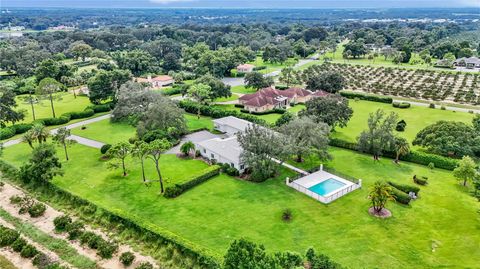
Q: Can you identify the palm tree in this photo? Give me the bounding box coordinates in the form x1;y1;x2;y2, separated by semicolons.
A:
52;127;74;161
180;141;195;157
147;139;172;193
394;137;410;164
132;141;149;183
368;181;394;213
31;123;49;144
22;130;36;149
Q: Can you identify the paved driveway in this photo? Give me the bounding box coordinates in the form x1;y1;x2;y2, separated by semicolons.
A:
166;130;225;154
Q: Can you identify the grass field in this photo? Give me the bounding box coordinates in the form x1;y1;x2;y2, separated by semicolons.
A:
334;99;475;144
0;255;17;269
2;142;479;268
248;56;298;74
231;85;257;94
14;92;91;123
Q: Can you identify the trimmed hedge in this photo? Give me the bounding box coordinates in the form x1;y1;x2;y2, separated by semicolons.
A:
340;91;393;104
389;186;412;205
162;87;183;96
392;102;411;109
88;103;112;113
414;176;428;186
164;165;221;198
388;181;420;195
240;108;286;115
329;138;458;171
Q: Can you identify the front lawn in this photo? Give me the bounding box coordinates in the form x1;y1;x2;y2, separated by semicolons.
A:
2;142;478;268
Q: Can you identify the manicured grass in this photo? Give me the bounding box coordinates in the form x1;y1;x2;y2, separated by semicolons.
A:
0;255;17;269
334;99;474;144
2;142;479;268
70;114;214;144
231;85;256;94
215;95;239;102
0;208;97;269
248;56;298;74
14;92;92;123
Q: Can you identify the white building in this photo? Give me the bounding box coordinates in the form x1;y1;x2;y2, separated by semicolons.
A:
212;116;254;136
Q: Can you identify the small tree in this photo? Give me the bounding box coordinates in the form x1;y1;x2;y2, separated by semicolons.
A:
278;67;300;87
52;127;75;161
188;83;212;119
107;142;132;177
299;95;353;129
244;72;273;90
180;141;195;157
36;78;63;118
453;156;477;186
369;181;394;213
18;143;63;185
146;139;172;193
393;137;410;164
131;141;149;183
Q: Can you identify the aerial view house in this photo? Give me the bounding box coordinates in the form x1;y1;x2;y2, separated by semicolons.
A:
236;63;256;73
453;57;480;69
136;75;175;88
239;87;326;113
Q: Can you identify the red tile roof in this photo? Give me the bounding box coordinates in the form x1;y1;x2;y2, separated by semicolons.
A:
240;87;314;107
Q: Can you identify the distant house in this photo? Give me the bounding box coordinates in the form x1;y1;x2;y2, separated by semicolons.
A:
239;87;325;113
212;116;255;136
236;64;256;73
136;75;175;88
453;57;480;69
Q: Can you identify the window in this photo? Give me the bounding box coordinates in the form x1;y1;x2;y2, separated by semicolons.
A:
211;153;215;158
230;163;234;167
203;149;206;153
240;164;245;170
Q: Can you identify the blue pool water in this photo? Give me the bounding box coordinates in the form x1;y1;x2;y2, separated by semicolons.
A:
308;178;346;196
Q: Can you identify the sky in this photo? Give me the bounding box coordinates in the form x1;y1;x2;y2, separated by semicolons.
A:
2;0;480;8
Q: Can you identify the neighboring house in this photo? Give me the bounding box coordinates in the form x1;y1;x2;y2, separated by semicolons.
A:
136;75;175;88
239;87;325;113
453;57;480;69
213;116;254;136
237;64;256;73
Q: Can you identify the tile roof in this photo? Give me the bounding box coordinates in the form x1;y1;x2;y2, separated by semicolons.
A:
197;136;242;163
239;87;316;107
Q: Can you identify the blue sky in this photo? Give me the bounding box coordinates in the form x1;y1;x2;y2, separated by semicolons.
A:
3;0;480;8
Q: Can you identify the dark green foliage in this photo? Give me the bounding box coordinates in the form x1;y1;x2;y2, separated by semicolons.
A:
220;163;239;176
223;239;278;269
282;209;292;222
13;123;34;134
65;221;85;240
389;186;412;205
88;103;113;113
38;116;71;126
53;215;72;232
65;109;95;120
300;95;353;128
396;120;407;132
80;231;102;249
413;175;429;186
97;240;118;259
392;102;411;109
0;226;19;247
388;181;420;195
100;144;112;155
241;108;286;115
273;251;303;269
305;71;345;93
120;251;135;266
340;91;393;104
164;166;221;198
0;126;16;140
275;112;295;127
135;262;154;269
28;203;47;218
18;143;63;185
306;247;343;269
11;237;27;252
20;244;38;258
32;252;51;269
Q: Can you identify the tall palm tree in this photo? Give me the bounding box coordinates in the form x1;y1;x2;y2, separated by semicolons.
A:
394;137;410;164
52;127;74;161
31;123;49;144
368;181;394;213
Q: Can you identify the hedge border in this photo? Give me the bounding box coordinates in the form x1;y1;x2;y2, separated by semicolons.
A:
340;91;393;104
164;165;221;198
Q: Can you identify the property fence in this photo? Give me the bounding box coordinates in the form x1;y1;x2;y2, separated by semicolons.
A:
286;165;362;204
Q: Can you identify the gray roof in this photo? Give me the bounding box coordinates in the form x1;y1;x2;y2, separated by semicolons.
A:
197;136;242;163
454;57;480;65
212;116;255;133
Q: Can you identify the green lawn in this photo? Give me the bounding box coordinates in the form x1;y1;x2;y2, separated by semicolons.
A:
231;85;257;95
248;56;298;74
334;100;475;144
15;92;92;123
2;143;479;268
70;113;214;144
215;95;239;102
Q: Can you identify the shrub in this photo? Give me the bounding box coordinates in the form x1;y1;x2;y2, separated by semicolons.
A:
390;187;412;205
20;244;38;258
162;87;183;96
40;116;71;126
65;109;95;120
88;103;112;113
28;203;47;218
13;123;33;134
97;240;118;259
275;84;289;90
120;251;136;266
164;166;221;198
274;251;303;268
340;91;393;104
253;66;267;71
66;221;84;240
0;227;19;246
9;195;22;205
80;231;102;249
429;103;436;109
136;262;154;269
240;108;286;115
428;162;435;170
0;126;16;140
11;237;27;252
32;252;52;269
53;215;72;232
220;163;239;176
441;106;446;110
282;209;292;222
100;144;112;155
413;175;428;185
388;181;420;195
396;120;407;132
392;102;411;109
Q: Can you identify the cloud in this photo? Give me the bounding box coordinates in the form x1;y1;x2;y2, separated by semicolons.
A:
150;0;196;4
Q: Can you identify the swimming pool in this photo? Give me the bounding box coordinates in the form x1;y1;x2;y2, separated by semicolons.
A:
308;178;346;196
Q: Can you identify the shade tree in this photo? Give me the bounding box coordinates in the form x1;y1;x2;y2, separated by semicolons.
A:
453;156;478;187
0;84;25;127
188;83;213;119
244;72;274;90
18;143;63;185
299;95;353;129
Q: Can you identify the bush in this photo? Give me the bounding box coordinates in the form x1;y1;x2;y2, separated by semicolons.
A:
100;144;112;155
388;181;420;195
65;109;95;120
88;103;112;113
136;262;154;269
413;175;428;185
253;66;267;71
97;240;118;259
162;87;183;96
234;104;244;108
275;84;289;90
11;237;27;252
0;126;16;140
220;163;239;176
66;221;84;240
28;203;47;218
396;120;407;132
13;123;33;134
240;108;286;115
32;252;52;269
340;91;393;104
120;251;135;266
80;231;102;249
40;116;71;126
20;244;38;258
390;187;412;205
282;209;292;222
9;195;22;205
428;162;435;170
53;215;72;232
0;227;19;246
392;102;411;109
441;106;446;110
164;166;221;198
429;103;436;109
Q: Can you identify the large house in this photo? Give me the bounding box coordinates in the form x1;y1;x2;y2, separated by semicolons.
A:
239;87;327;113
195;116;256;173
453;57;480;69
237;64;255;73
136;75;175;88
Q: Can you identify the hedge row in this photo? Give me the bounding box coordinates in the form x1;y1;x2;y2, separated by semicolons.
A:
388;181;420;195
179;100;268;126
0;160;221;268
392;102;411;109
164;166;221;198
329;138;458;171
162;87;183;96
389;186;412;205
0;103;113;140
340;91;393;104
240;108;286;115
